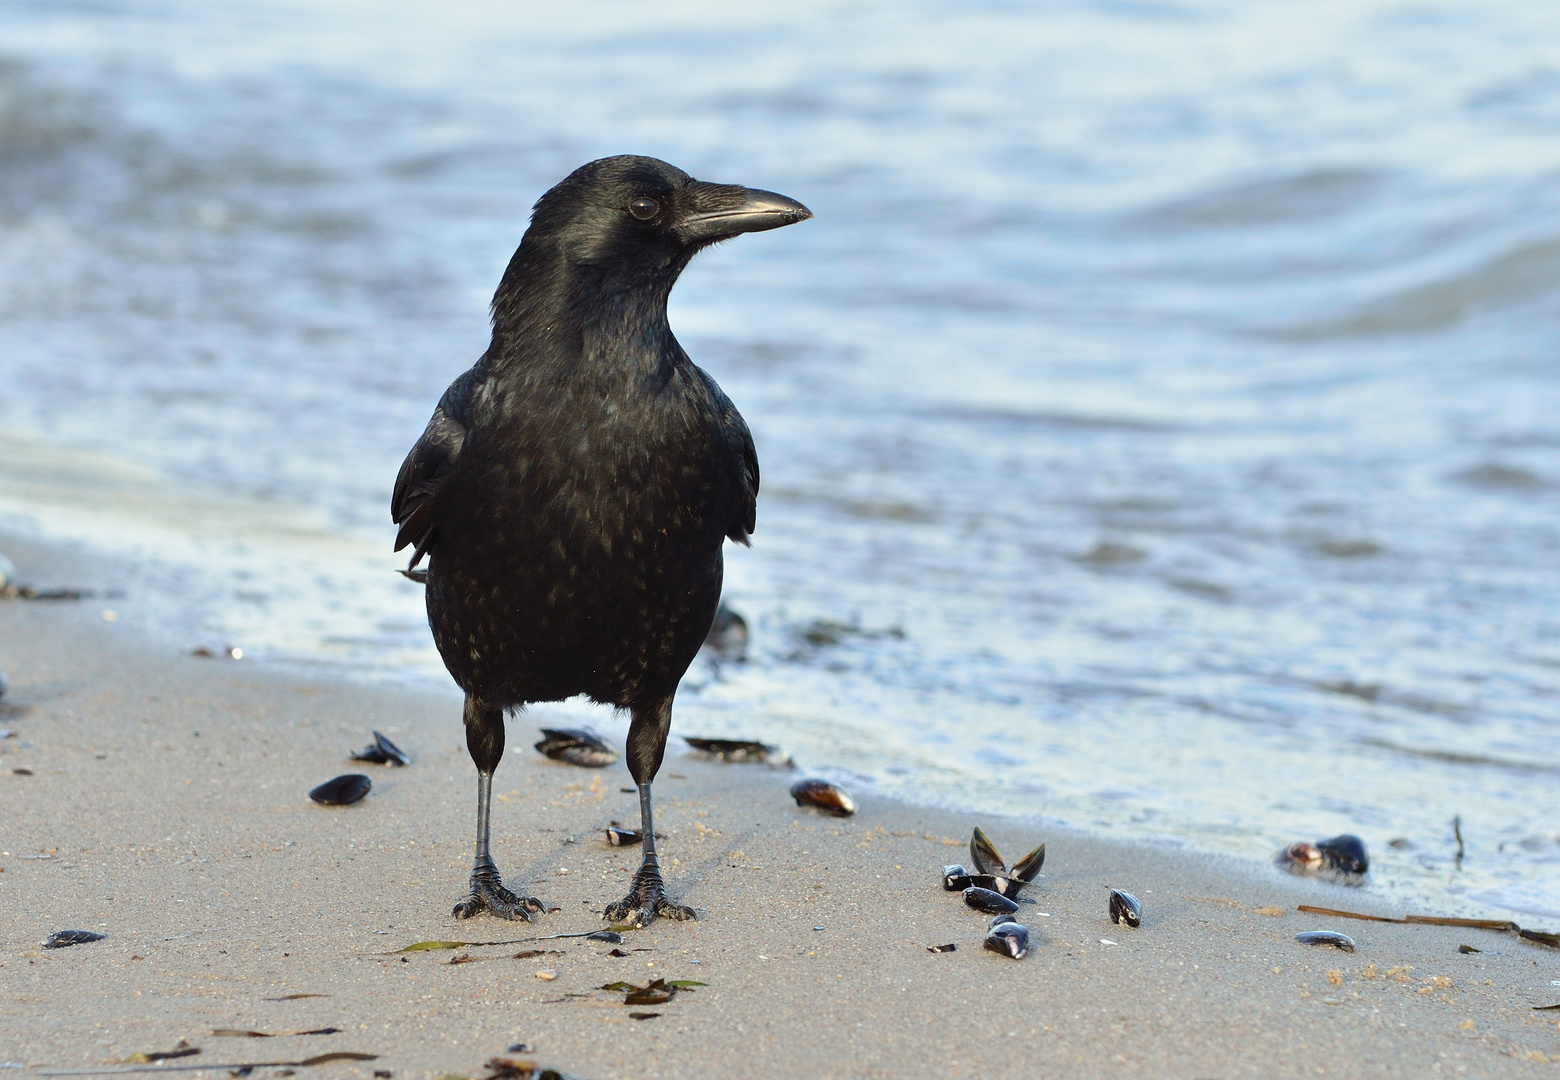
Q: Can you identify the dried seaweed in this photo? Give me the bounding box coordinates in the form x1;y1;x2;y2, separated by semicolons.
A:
210;1030;340;1038
599;977;701;1006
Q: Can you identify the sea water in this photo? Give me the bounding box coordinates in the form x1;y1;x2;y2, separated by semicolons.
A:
1;0;1558;919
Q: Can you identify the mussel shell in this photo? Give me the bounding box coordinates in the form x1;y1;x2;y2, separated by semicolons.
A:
963;886;1019;915
941;864;970;891
969;826;1005;876
1317;834;1369;876
790;778;856;816
585;930;624;944
309;773;371;806
534;728;618;768
990;912;1018;928
1009;842;1046;883
351;730;411;767
43;929;106;949
1295;929;1355;952
1109;889;1142;928
605;827;642;847
684;737;776;763
983;921;1030;960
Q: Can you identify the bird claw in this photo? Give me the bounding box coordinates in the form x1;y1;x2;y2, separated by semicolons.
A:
604;867;697;928
453;873;545;922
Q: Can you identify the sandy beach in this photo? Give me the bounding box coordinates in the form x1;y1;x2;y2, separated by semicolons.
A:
3;530;1559;1079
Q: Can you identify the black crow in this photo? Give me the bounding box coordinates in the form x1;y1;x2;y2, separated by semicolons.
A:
391;155;810;926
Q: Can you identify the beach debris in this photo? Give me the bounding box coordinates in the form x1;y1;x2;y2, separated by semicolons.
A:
261;994;329;1002
630;1012;661;1020
43;930;106;949
1458;944;1481;953
1452;815;1465;867
927;943;957;953
701;603;749;659
447;953;478;965
13;768;33;776
350;731;411;766
512;949;563;959
37;1051;377;1076
984;914;1030;959
942;864;971;890
1100;938;1118;946
394;928;622;954
119;1041;200;1064
1296;930;1356;952
190;646;243;660
600;978;706;1006
1535;1004;1560;1011
789;778;856;816
683;737;779;763
963;886;1019;916
211;1030;340;1039
1109;889;1142;928
308;774;371;806
1297;904;1560;949
534;969;557;980
534;728;617;768
1275;834;1368;883
604;826;641;846
479;1057;576;1080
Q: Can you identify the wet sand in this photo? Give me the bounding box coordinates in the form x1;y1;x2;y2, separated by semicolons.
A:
2;532;1559;1079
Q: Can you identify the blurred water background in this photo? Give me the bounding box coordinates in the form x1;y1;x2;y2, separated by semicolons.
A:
1;0;1558;918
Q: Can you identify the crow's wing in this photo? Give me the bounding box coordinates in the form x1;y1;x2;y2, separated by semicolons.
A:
391;369;480;570
694;368;759;545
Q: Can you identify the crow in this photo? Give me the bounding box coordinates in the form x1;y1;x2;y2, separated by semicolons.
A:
391;155;810;925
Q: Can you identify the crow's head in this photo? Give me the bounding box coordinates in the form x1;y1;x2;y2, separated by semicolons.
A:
523;155;811;289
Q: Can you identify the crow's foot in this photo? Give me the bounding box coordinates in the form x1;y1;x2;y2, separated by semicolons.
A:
453;871;544;922
604;865;696;928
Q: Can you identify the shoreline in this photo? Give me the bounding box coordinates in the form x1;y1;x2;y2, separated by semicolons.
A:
4;531;1560;1078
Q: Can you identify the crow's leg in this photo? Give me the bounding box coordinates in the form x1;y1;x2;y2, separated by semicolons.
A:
452;697;544;921
604;694;696;927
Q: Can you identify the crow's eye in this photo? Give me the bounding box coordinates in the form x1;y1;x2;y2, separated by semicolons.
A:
628;197;659;221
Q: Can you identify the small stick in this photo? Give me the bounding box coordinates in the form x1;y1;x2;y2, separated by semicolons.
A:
1296;905;1403;923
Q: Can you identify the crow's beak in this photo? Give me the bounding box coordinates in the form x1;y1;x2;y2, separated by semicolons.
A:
678;182;812;244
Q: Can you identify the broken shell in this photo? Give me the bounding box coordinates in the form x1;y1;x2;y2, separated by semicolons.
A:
1295;930;1355;952
604;827;642;847
990;913;1019;928
941;864;970;891
43;930;106;949
1109;889;1142;928
309;774;371;806
983;920;1030;960
963;886;1019;915
585;930;624;944
927;943;957;953
969;827;1005;875
351;730;411;767
789;778;856;817
534;728;618;768
683;737;777;763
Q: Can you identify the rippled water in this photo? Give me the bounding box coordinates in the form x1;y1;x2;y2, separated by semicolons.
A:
2;0;1558;918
